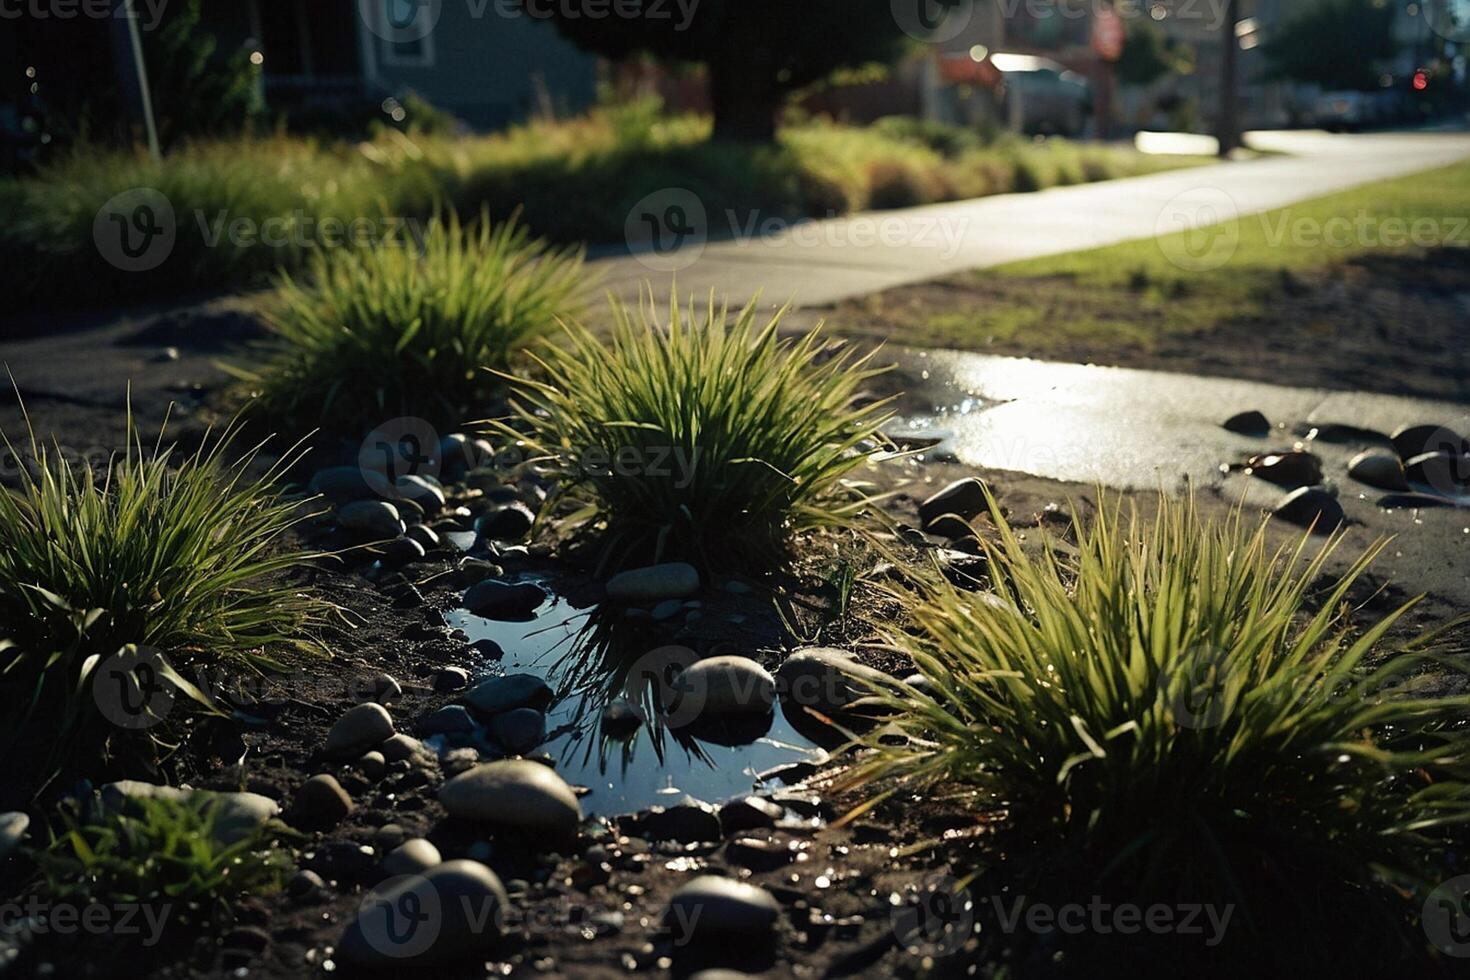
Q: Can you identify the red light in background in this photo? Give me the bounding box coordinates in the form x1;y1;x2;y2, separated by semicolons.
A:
1412;70;1429;91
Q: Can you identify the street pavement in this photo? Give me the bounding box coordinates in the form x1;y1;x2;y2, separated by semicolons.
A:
594;129;1470;308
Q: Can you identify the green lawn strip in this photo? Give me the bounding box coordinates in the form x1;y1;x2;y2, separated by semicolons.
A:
921;159;1470;351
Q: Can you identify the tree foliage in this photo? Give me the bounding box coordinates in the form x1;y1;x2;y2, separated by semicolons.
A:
535;0;942;141
1116;21;1194;88
1261;0;1398;91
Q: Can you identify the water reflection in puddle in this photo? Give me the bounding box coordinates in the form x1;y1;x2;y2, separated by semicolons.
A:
444;586;827;817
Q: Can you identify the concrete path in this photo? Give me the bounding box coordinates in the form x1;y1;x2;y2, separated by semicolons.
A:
885;346;1470;607
595;129;1470;308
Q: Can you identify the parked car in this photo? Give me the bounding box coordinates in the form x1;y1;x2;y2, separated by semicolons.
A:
991;53;1092;137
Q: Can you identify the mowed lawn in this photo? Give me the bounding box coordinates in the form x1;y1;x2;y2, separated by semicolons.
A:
840;159;1470;354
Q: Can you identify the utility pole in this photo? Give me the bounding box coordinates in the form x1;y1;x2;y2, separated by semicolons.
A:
1217;0;1240;158
108;0;161;160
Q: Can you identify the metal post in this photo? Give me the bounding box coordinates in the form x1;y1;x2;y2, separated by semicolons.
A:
108;0;161;159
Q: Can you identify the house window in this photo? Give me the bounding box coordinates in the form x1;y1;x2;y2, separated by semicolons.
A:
374;0;436;68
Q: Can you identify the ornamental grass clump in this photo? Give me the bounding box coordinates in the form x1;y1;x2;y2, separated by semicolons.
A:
240;209;585;432
34;793;292;937
0;407;326;767
844;491;1470;947
490;295;894;569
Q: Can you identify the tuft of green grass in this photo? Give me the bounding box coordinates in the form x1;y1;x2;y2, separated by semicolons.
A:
488;294;894;570
236;209;586;433
34;793;292;934
844;491;1470;941
0;405;327;763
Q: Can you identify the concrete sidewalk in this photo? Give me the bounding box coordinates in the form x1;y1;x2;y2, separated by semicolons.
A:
885;346;1470;608
595;130;1470;308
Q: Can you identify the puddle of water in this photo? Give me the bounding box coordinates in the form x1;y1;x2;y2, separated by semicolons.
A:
444;584;827;817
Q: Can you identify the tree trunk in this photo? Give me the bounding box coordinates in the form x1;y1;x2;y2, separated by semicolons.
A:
1217;0;1240;158
708;56;779;144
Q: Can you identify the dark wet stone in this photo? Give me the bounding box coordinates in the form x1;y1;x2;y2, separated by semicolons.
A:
338;500;405;539
476;502;536;542
433;666;471;692
1245;451;1323;488
1404;451;1470;493
222;925;270;953
725;836;799;871
621;798;722;844
290;774;353;831
395;475;446;515
1222;410;1269;435
463;580;547;620
1272;487;1345;534
287;869;325;899
356;750;387;781
379;733;431;763
719;796;784;835
1377;493;1462;510
1347;450;1409;491
1392;423;1467;461
363;672;402;704
437;761;582;837
919;478;990;537
308;466;376;501
337;860;508;968
664;875;781;943
601;699;642;738
673;656;776;718
470;638;506;660
605;563;701;602
0;812;29;861
375;537;425;567
421;705;480;735
324;703;395;756
463;673;552;716
775;648;897;718
382;838;442;876
491;707;546;754
443;530;480;553
405;524;441;551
